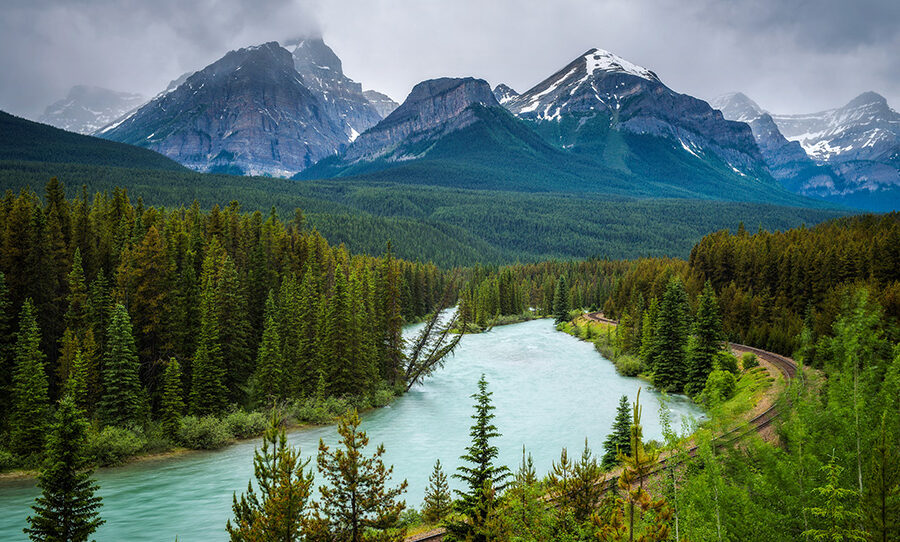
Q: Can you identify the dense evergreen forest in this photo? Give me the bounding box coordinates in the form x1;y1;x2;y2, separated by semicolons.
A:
0;178;451;470
0;160;850;266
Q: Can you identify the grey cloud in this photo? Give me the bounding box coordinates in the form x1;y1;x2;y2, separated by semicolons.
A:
0;0;897;121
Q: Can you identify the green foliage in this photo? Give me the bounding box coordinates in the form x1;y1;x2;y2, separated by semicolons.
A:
314;409;408;542
227;412;314;542
700;369;737;407
159;358;185;437
423;459;452;524
10;299;49;458
222;410;267;440
740;351;759;370
652;277;691;393
553;275;571;323
177;416;231;450
250;290;284;406
803;459;869;541
97;304;144;427
686;281;722;396
25;395;104;542
84;425;145;467
447;375;511;542
602;395;633;468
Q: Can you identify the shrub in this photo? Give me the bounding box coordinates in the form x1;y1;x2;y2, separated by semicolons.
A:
371;386;396;408
741;352;759;370
289;396;353;425
701;369;737;407
716;351;740;374
0;447;19;471
615;355;644;377
223;410;267;440
178;416;231;449
86;426;146;466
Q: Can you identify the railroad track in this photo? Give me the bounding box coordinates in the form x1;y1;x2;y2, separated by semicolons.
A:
404;314;797;542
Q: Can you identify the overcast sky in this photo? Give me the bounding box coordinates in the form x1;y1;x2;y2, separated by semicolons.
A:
2;0;898;119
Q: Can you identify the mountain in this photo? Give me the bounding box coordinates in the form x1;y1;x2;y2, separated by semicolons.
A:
363;90;399;118
504;49;773;182
285;37;384;140
492;84;519;105
99;42;349;176
714;92;900;211
711;92;840;191
0;110;185;171
39;85;146;134
301;70;818;206
298;76;631;192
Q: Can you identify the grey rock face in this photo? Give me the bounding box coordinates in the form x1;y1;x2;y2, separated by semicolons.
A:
99;42;348;176
712;92;822;180
772;92;899;164
715;91;899;206
506;49;768;176
363;90;399;118
286;38;383;140
492;84;519;104
39;86;146;134
344;77;500;162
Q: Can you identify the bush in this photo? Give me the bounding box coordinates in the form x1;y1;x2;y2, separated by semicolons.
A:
178;416;231;449
86;426;146;466
289;396;353;425
223;410;267;440
0;447;19;471
615;354;644;377
716;351;740;374
741;352;759;370
371;386;396;408
701;369;737;407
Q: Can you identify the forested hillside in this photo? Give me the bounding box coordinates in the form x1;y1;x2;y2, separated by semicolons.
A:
0;160;851;266
0;178;449;469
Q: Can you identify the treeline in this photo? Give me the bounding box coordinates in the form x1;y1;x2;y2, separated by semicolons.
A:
599;215;900;357
0;178;449;465
0;160;848;266
457;260;627;327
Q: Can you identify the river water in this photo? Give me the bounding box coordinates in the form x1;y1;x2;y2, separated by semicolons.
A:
0;318;702;541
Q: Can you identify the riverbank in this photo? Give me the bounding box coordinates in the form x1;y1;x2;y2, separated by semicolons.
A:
455;311;549;334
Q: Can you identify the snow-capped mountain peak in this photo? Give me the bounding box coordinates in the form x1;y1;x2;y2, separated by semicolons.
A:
584;48;658;82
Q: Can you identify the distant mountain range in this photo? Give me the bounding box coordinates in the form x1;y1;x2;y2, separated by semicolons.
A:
713;92;899;211
27;38;900;210
39;85;146;135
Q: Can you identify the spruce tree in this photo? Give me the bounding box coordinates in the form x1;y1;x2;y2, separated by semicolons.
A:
216;254;251;403
862;415;900;541
317;267;359;397
552;275;571;324
67;349;90;414
190;245;228;415
602;395;633;468
227;413;314;541
423;459;452;524
639;298;659;370
686;281;723;396
159;358;185;438
10;299;50;457
0;272;14;423
251;291;284;406
24;395;104;542
98;304;144;427
652;278;691;393
447;375;510;542
314;409;407;542
64;248;89;337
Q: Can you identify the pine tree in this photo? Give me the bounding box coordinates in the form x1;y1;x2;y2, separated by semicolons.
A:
67;349;90;414
314;409;407;542
10;299;50;457
24;395;104;542
423;459;452;524
0;272;14;422
862;415;900;542
227;413;314;542
87;270;112;351
602;395;633;468
552;275;571;324
97;304;144;427
190;245;228;415
803;458;869;541
639;298;659;369
57;328;79;392
251;291;284;406
652;278;691;393
216;254;251;403
159;358;185;437
686;281;723;396
447;375;510;542
64;249;89;337
571;439;605;522
317;267;360;397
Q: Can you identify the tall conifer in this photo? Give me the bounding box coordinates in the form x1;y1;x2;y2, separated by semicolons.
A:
10;299;50;457
98;304;144;427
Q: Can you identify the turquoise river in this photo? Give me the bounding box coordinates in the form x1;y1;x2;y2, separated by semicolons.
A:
0;318;702;541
